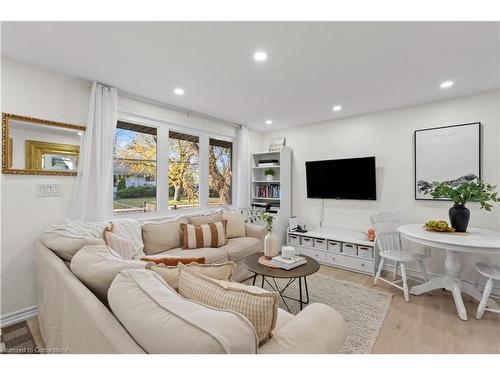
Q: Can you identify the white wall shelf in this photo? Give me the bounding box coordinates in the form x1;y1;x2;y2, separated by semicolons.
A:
251;147;292;247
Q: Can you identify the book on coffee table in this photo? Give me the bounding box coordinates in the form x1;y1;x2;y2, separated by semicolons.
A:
271;255;307;270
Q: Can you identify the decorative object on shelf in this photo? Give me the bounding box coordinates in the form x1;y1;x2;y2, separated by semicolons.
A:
422;177;500;232
268;137;285;151
289;216;298;231
414;122;481;200
261;212;279;259
264;168;276;181
424;220;455;233
367;228;376;242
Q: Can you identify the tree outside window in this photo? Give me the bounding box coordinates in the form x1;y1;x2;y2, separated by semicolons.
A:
209;138;232;206
113;122;157;214
168;131;199;209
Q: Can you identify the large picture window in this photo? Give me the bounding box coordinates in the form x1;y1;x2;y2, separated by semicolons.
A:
168;131;200;210
113;122;157;214
209;138;232;206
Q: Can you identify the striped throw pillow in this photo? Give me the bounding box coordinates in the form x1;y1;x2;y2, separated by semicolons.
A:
180;220;228;249
178;263;278;345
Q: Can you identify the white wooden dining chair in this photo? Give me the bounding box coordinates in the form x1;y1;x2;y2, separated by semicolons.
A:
475;263;500;319
371;211;430;302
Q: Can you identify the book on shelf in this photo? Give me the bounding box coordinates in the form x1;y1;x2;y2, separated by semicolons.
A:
257;159;279;167
258;163;280;167
255;184;280;199
271;255;307;270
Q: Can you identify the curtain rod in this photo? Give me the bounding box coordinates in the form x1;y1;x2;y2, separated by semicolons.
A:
79;79;242;129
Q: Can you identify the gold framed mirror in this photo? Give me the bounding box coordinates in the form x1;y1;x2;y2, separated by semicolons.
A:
2;113;85;176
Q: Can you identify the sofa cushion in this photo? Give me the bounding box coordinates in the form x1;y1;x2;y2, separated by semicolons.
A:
104;229;138;260
70;244;147;303
40;232;105;261
180;221;227;249
109;219;144;256
153;247;228;264
178;264;278;345
222;211;246;239
142;217;188;255
108;269;258;353
188;211;223;225
147;261;236;290
221;237;262;262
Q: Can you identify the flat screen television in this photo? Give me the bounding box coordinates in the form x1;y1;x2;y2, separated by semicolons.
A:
305;156;376;200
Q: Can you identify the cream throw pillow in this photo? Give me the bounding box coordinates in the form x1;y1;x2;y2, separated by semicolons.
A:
222;211;246;238
103;229;138;260
142;217;188;255
178;264;279;345
189;211;223;225
109;219;144;256
147;261;236;290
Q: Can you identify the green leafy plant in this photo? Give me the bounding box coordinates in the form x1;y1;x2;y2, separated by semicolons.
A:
264;168;276;176
424;178;500;211
260;212;274;232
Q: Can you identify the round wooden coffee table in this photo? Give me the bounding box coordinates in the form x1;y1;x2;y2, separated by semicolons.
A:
244;252;320;312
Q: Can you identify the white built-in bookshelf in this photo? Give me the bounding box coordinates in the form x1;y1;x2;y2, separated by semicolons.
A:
251;147;292;247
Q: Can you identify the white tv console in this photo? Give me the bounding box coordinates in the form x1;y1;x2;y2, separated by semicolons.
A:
287;226;379;276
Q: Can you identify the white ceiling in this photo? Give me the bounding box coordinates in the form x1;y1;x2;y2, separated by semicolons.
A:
2;22;499;131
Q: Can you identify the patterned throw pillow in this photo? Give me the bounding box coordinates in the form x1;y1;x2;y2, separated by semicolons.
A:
140;256;205;266
104;229;138;260
180;220;228;249
178;263;279;345
109;219;144;256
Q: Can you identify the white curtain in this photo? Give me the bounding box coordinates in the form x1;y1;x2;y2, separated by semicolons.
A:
236;125;251;209
68;82;118;222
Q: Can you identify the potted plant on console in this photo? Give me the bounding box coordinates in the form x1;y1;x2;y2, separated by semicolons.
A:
261;212;279;259
264;168;276;182
424;177;500;232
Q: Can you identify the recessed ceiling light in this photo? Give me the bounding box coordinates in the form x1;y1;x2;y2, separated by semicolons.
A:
440;80;454;89
77;132;83;136
266;120;273;125
174;88;185;95
254;51;267;62
332;105;342;112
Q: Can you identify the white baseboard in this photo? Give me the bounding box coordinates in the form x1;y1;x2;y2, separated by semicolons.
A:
382;262;500;299
0;306;38;328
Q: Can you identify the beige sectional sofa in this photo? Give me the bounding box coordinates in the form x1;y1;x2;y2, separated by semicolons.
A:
36;211;347;354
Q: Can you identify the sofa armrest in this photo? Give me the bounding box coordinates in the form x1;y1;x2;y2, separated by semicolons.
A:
258;303;347;354
245;223;266;243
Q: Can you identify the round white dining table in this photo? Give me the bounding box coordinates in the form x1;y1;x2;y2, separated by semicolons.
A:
398;224;500;320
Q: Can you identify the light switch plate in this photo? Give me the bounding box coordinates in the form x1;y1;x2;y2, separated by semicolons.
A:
37;184;61;197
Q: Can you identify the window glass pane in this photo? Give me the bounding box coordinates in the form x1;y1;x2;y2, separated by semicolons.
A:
209;138;232;206
113;122;157;215
168;131;199;209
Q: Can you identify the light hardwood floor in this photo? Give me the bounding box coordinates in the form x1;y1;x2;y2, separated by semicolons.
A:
317;266;500;354
23;265;500;354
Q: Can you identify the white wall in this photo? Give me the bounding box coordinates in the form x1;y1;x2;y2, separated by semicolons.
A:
1;58;90;320
256;91;500;282
0;58;240;320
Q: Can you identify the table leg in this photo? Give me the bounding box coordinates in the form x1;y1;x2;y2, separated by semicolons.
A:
410;250;469;320
261;275;265;288
299;277;303;310
252;273;257;286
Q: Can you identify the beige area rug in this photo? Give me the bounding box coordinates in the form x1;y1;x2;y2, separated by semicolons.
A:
246;273;392;354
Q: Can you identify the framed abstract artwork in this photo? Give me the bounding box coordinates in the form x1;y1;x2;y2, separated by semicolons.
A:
414;122;481;200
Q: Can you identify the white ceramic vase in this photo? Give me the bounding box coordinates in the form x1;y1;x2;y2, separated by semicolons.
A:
264;230;279;259
266;174;274;182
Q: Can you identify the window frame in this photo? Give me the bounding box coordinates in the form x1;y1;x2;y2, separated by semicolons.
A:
115;111;236;219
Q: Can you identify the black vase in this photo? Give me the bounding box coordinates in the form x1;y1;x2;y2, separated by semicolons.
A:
449;204;470;232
